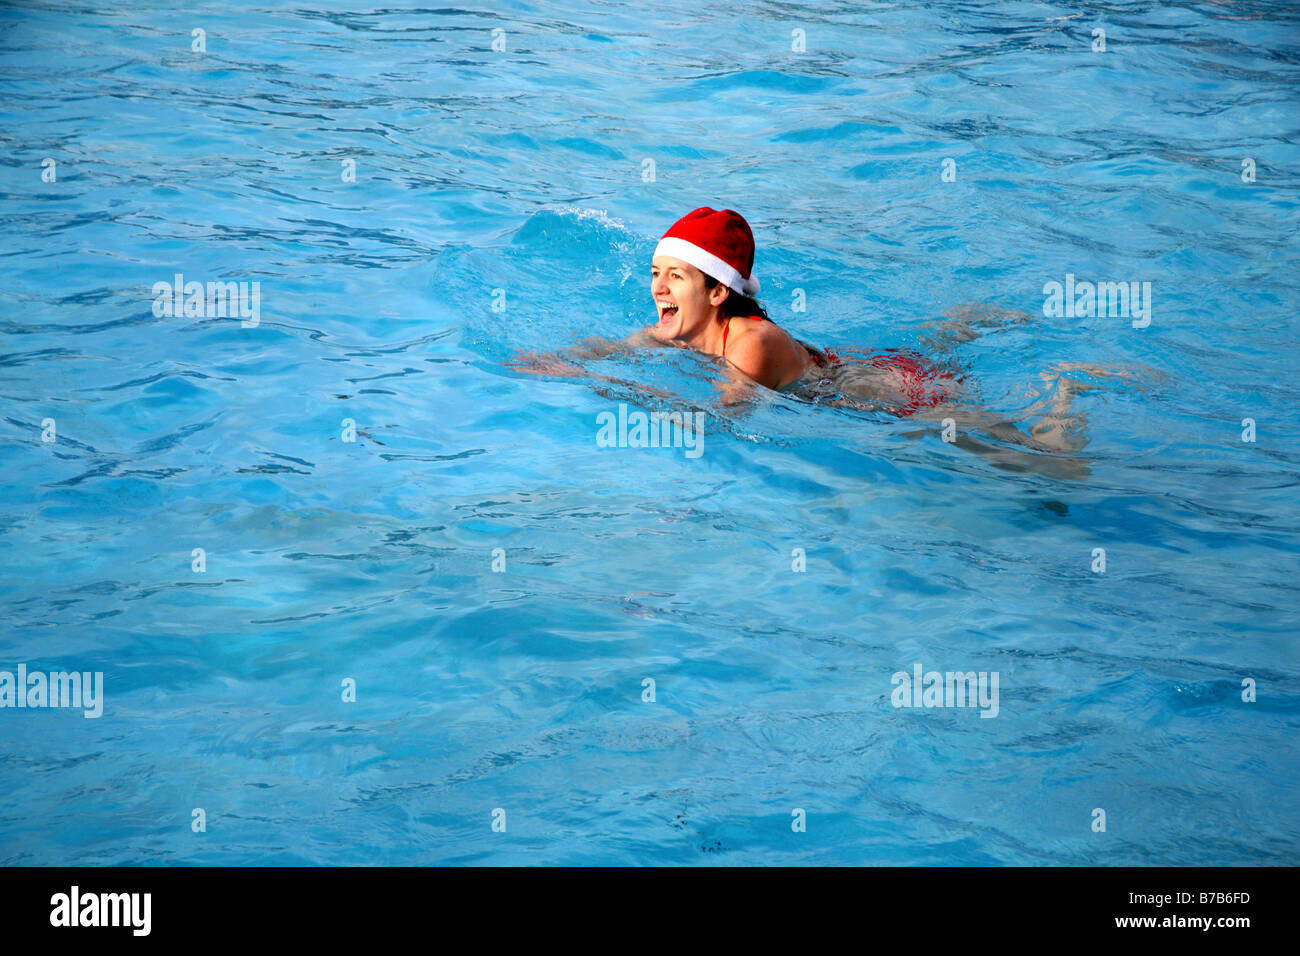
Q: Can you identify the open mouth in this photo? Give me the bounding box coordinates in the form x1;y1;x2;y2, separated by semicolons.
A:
658;304;679;323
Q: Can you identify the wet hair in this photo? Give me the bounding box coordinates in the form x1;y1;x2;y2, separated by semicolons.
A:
702;274;770;320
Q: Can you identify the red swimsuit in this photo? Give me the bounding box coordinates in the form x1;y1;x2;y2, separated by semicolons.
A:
866;349;958;416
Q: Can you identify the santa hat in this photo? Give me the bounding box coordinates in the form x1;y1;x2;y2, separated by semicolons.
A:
653;207;761;297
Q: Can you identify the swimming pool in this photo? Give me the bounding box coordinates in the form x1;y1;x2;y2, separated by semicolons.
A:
1;0;1296;865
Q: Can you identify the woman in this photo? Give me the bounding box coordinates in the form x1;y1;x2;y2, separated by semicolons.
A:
514;206;1114;463
645;207;970;418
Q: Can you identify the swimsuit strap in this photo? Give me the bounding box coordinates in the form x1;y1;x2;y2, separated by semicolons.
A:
721;315;764;358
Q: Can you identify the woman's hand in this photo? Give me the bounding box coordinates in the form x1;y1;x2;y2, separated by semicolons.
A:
504;351;587;377
505;330;653;375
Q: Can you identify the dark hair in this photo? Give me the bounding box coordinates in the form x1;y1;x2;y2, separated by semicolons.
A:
702;274;769;320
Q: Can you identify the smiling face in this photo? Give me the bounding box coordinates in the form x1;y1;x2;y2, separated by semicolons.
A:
649;256;730;342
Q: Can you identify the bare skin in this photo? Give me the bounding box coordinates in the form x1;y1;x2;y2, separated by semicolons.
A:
648;256;812;391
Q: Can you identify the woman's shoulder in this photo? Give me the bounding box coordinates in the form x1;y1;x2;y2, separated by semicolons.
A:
726;314;781;347
728;314;809;363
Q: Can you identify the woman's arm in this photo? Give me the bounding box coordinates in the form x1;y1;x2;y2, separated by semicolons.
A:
505;327;663;376
504;327;677;400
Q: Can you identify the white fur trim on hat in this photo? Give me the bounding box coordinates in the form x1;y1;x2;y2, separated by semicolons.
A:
653;236;761;297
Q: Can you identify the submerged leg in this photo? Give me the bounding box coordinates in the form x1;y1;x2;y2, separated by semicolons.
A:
1008;359;1157;452
1024;370;1092;453
899;409;1094;480
917;304;1036;353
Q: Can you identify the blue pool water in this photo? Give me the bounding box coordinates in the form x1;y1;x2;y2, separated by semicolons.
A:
1;1;1297;865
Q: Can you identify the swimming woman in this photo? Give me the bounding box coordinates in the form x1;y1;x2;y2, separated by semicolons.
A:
513;206;1127;468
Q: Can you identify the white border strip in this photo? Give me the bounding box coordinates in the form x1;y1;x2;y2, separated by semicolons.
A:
653;236;760;296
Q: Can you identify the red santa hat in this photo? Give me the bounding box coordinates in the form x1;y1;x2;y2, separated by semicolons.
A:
653;207;761;297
